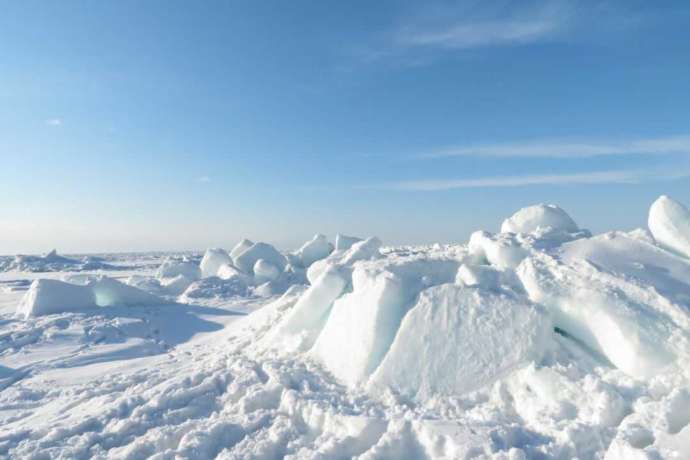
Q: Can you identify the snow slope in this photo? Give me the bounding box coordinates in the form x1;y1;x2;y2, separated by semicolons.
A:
1;196;690;458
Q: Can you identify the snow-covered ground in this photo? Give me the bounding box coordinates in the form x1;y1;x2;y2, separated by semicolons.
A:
1;196;690;459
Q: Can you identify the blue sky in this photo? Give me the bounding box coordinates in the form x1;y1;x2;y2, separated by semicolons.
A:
2;0;690;254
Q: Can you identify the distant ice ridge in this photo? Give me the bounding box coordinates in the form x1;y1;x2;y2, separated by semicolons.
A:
0;249;118;272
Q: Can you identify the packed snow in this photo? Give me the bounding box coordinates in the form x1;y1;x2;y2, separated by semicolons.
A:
1;196;690;458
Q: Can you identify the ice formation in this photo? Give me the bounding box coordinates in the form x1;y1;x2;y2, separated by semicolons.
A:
253;259;281;283
156;257;201;280
649;195;690;259
17;279;97;318
229;238;254;261
294;234;333;267
17;277;166;318
0;249;116;272
335;233;362;251
369;285;551;400
501;203;579;234
233;242;287;275
4;194;690;459
199;248;233;278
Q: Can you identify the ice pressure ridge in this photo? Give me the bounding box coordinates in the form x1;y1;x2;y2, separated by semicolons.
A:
15;195;690;400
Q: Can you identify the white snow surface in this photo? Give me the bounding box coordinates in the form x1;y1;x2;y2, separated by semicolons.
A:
2;196;690;459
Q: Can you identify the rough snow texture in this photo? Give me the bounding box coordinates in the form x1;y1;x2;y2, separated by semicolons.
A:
649;195;690;259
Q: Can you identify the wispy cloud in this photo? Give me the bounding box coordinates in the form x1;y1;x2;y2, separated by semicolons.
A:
396;17;561;50
421;135;690;159
45;118;63;127
367;168;690;192
386;1;571;56
198;176;211;183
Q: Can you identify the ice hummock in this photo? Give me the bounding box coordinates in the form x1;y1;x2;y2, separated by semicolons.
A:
293;234;333;267
649;195;690;259
199;248;233;278
6;195;690;459
501;203;579;234
17;276;167;318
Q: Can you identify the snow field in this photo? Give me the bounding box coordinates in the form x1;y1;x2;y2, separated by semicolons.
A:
3;195;690;458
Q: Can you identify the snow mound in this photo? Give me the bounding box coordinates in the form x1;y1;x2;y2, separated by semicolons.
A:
156;257;201;280
369;285;551;401
233;242;287;275
501;203;579;234
199;248;233;278
649;195;690;259
17;277;167;318
294;234;333;267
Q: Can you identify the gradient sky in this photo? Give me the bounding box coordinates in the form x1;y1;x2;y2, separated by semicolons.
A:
2;0;690;254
